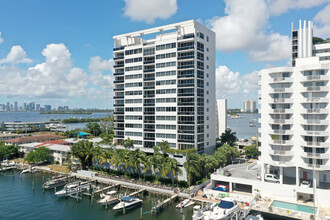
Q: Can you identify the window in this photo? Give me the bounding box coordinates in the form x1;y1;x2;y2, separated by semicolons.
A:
156;61;176;68
197;32;204;39
125;65;142;72
125;74;142;79
156;70;176;77
125;107;142;112
156;89;176;94
156;80;176;86
207;125;209;129
207;82;209;86
156;107;176;112
125;99;142;104
156;52;176;59
207;134;209;137
125;82;142;87
125;90;142;96
125;48;142;55
156;43;176;51
125;124;142;128
207;116;209;120
156;116;176;120
125;57;142;63
125;115;142;120
125;131;142;137
207;56;209;61
207;108;209;112
156;124;176;130
156;98;176;103
206;91;209;95
206;36;209;42
207;99;209;103
207;65;209;69
207;48;209;52
156;133;176;139
207;74;209;78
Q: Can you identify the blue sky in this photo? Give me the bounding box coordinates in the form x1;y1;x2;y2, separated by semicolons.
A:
0;0;330;109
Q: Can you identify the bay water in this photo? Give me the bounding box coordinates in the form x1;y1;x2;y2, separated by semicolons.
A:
0;171;192;220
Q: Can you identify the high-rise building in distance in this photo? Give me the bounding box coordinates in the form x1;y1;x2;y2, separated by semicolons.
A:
112;20;216;153
244;99;257;113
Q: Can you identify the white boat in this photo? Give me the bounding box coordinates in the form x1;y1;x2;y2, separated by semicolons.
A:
20;168;38;174
43;178;67;189
55;182;89;197
176;199;190;208
192;203;217;220
1;160;15;167
97;190;118;206
113;196;142;211
203;198;239;220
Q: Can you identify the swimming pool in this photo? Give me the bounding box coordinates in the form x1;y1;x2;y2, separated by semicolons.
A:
271;200;317;214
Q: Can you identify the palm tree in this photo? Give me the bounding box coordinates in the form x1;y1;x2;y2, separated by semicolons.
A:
124;138;134;148
168;157;182;186
99;147;113;170
129;149;146;179
220;128;238;146
184;153;201;187
201;154;219;178
70;140;95;170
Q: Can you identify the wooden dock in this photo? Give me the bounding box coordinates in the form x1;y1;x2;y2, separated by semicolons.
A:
129;188;146;197
94;184;119;194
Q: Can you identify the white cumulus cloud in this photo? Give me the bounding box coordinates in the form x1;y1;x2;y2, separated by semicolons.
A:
268;0;330;16
0;45;32;64
0;43;114;103
123;0;178;23
313;4;330;38
207;0;291;62
216;65;259;107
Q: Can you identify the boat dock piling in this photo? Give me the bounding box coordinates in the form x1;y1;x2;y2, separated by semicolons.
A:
129;188;146;197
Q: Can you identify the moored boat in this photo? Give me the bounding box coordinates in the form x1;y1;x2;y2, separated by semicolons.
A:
113;196;142;211
97;190;118;206
176;199;190;209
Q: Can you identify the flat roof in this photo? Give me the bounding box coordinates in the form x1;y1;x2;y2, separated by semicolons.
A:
19;142;71;152
113;20;195;39
5;134;64;143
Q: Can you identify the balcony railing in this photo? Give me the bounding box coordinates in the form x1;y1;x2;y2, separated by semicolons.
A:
113;96;124;99
113;64;124;68
113;46;125;51
113;56;124;60
178;46;194;51
178;55;194;60
178;65;194;69
144;69;155;73
114;80;124;84
177;33;195;40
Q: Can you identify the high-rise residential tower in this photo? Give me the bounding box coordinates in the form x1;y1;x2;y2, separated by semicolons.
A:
244;99;257;113
259;20;330;194
112;20;216;153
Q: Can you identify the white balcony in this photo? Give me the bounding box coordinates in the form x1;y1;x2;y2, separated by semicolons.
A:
301;119;329;125
269;149;294;156
268;98;293;104
268;118;293;124
302;86;329;93
269;129;294;135
269;109;294;114
301;108;328;114
301;141;329;148
269;160;294;167
301;152;330;159
269;77;293;83
306;163;330;170
269;88;293;93
301;75;329;82
301;97;328;103
269;140;294;145
301;130;329;136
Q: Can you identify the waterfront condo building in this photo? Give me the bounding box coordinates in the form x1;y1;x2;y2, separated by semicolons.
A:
259;20;330;200
112;20;216;153
244;99;257;113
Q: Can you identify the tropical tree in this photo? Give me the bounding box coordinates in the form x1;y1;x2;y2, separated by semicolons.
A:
129;149;146;179
167;157;182;186
220;128;238;146
99;147;114;169
86;122;102;136
123;138;134;148
214;144;240;166
243;144;261;159
184;153;201;187
200;154;219;178
0;143;19;161
25;146;50;163
70;140;95;170
158;140;170;152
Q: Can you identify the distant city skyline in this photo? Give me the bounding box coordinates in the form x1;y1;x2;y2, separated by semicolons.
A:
1;1;330;108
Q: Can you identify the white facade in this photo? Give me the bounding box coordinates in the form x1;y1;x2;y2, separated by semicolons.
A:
244;99;256;113
259;20;330;203
216;99;227;137
113;20;216;153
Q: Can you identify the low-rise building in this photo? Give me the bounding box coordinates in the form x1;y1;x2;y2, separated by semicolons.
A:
19;140;71;165
4;134;64;145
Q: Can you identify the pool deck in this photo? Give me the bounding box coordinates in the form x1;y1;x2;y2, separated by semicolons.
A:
251;198;330;220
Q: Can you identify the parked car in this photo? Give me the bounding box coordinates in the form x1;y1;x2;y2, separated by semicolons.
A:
264;174;280;183
300;180;311;188
212;184;229;192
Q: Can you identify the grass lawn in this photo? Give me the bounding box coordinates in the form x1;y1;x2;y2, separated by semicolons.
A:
47;165;70;173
